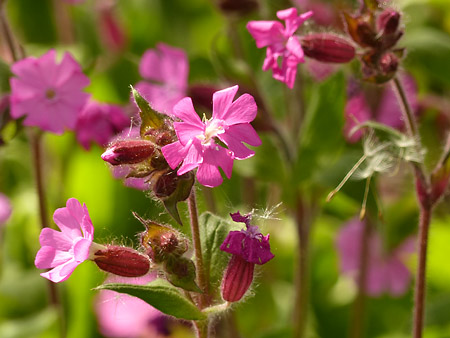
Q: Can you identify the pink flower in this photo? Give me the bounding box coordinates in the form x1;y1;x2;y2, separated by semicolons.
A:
161;85;261;187
76;100;130;150
95;274;166;338
247;8;313;88
35;198;95;283
10;49;89;134
220;212;274;302
344;74;418;143
0;193;12;225
336;218;415;297
135;43;188;115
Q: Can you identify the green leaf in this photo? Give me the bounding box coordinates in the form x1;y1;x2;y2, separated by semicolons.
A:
199;212;238;296
96;279;206;320
131;86;166;136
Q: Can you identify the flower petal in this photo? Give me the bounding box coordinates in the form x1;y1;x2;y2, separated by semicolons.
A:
39;227;73;251
196;163;223;188
40;260;79;283
172;97;203;126
246;21;285;48
212;85;239;121
35;246;72;269
161;141;189;170
173;121;204;146
177;139;203;175
220;93;257;125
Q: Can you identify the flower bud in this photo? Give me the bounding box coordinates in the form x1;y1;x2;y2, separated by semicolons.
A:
301;33;356;63
221;255;254;302
101;139;155;165
379;52;399;76
377;9;400;35
93;245;151;277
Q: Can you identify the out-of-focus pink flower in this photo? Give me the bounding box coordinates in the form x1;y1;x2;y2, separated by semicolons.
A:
98;3;127;52
76;100;130;150
247;8;313;89
293;0;338;27
161;85;261;187
10;49;89;134
305;59;338;82
0;193;12;225
136;43;188;115
343;74;418;143
336;218;415;297
35;198;95;283
95;274;166;338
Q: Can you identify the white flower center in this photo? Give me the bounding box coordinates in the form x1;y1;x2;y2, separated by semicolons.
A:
198;119;225;145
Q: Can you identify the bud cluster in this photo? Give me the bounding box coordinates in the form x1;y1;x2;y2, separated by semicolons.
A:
135;213;200;292
101;88;194;224
344;1;404;83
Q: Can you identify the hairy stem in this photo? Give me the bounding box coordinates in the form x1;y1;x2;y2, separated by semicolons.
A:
188;189;209;308
350;220;371;338
413;205;432;338
393;77;418;138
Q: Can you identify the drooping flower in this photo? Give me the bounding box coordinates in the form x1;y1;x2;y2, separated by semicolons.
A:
76;100;130;150
135;43;188;115
344;74;418;143
35;198;95;283
0;193;12;226
161;85;261;187
220;212;274;302
95;274;169;338
336;218;415;297
247;8;313;88
10;49;90;134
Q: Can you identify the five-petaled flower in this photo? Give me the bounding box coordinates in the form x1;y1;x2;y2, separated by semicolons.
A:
220;212;274;302
35;198;96;283
247;8;313;89
9;49;90;134
161;85;261;187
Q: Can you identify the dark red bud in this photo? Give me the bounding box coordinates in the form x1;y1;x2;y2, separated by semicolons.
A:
377;9;400;34
152;170;179;198
94;245;151;277
221;255;254;302
101;139;155;165
160;232;179;254
302;33;356;63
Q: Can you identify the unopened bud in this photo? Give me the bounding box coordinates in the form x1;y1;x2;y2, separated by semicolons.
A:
221;255;254;302
101;139;155;165
377;9;400;35
93;245;151;277
302;33;356;63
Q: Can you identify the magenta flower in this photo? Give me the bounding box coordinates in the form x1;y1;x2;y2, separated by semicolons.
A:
76;99;130;150
35;198;95;283
161;85;261;187
336;218;415;297
0;193;12;226
10;50;89;134
247;8;313;88
135;43;188;115
220;212;274;302
344;74;418;143
95;274;166;338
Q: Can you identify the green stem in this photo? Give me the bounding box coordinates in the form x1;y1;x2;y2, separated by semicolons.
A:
293;195;311;338
188;189;209;308
30;131;66;338
349;220;371;338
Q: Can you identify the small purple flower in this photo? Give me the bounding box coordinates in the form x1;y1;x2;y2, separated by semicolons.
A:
247;8;313;88
161;85;261;187
344;74;418;143
220;212;274;302
35;198;95;283
136;43;188;115
76;100;130;150
0;193;12;226
95;274;167;338
10;49;89;134
336;218;415;297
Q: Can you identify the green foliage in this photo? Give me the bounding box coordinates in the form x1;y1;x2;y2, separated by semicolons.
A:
96;279;206;321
